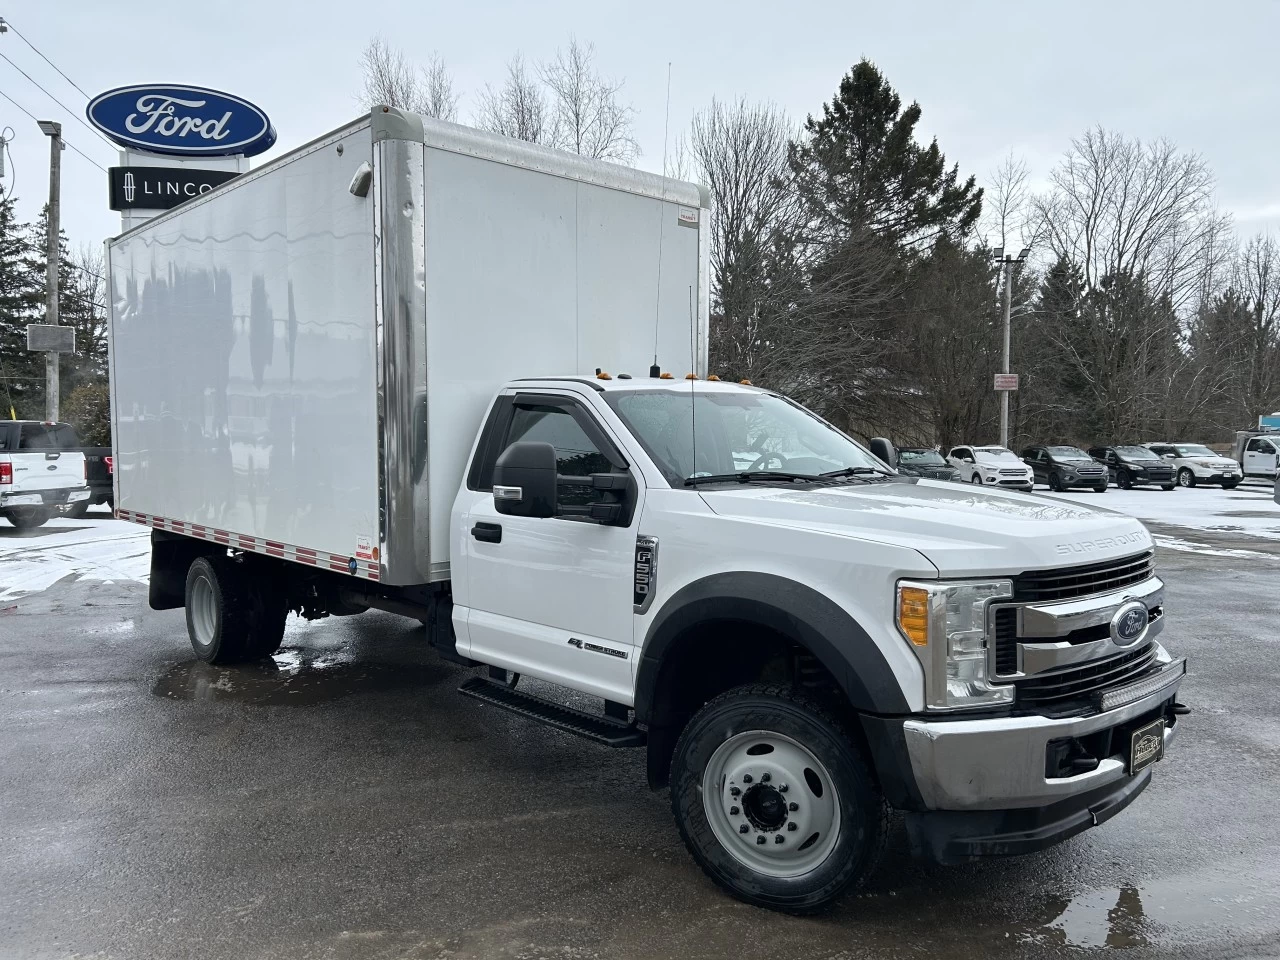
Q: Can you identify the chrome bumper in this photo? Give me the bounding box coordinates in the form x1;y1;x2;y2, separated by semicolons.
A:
901;652;1185;811
0;487;90;508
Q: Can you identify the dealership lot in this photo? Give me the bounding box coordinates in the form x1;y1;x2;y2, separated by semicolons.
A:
2;496;1279;959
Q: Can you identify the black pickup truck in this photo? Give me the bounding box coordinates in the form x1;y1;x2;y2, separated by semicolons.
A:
46;424;112;517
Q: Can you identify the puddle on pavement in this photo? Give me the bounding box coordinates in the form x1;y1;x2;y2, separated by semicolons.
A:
1010;862;1280;950
153;646;444;706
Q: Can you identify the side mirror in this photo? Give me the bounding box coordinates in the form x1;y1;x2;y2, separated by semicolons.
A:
869;437;897;468
493;441;557;518
964;457;975;464
1162;453;1176;460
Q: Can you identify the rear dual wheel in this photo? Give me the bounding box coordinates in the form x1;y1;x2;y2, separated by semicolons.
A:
670;684;889;914
185;555;287;664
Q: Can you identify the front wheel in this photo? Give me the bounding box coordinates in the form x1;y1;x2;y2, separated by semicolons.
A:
1094;484;1108;493
1223;481;1240;490
969;473;982;484
1162;484;1175;491
1048;472;1063;492
669;683;889;914
3;506;50;530
1117;470;1132;490
1177;468;1197;488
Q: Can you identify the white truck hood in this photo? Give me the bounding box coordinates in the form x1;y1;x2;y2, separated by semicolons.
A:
699;479;1152;578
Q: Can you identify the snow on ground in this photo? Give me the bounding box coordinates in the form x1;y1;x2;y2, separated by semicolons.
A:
0;513;151;602
1041;479;1280;556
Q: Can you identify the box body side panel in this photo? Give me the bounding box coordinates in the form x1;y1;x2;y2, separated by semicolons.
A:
108;126;381;562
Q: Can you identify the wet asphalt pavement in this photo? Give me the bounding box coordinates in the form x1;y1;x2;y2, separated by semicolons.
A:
2;514;1280;959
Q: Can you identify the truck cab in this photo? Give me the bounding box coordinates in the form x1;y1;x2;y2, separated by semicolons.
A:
0;421;91;530
446;377;1186;910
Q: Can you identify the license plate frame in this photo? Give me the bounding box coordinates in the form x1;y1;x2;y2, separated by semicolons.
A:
1128;717;1166;775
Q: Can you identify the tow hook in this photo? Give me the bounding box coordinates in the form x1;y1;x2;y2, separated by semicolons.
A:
1172;702;1191;716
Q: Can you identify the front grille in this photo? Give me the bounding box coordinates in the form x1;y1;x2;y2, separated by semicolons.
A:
1015;643;1160;705
998;469;1027;476
1012;551;1154;603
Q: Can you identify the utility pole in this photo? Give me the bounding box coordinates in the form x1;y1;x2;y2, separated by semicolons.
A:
992;246;1030;449
38;120;62;422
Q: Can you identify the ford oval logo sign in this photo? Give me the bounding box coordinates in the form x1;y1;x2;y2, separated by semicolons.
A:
1110;600;1149;647
86;84;276;157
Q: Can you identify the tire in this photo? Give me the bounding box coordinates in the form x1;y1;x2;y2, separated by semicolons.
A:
1117;470;1132;490
1222;481;1240;490
1094;484;1107;493
1161;484;1175;491
63;501;89;519
1048;472;1063;492
969;473;982;485
4;506;51;530
1177;468;1197;488
669;683;889;914
184;556;287;664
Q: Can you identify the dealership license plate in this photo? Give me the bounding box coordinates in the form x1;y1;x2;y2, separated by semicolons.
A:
1128;718;1166;774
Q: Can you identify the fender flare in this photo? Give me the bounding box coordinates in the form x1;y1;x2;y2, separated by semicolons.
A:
634;571;912;725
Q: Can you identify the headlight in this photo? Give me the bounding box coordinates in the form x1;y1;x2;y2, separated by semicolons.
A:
897;579;1014;710
1196;460;1214;468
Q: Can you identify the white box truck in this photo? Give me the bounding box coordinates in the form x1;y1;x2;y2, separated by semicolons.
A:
107;107;1188;913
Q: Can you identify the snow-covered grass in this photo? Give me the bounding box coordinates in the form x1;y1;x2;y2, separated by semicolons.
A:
0;513;151;602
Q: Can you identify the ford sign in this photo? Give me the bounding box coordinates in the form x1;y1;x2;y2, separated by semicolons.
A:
86;84;276;157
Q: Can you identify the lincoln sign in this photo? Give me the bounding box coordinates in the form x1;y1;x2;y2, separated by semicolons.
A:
108;166;239;211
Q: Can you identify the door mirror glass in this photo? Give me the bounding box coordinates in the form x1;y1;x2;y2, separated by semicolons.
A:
493;441;557;518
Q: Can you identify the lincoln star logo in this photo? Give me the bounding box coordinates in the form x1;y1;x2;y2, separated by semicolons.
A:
1111;600;1149;646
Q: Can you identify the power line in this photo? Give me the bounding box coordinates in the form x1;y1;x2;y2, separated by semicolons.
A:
0;50;114;149
0;18;91;100
0;87;106;171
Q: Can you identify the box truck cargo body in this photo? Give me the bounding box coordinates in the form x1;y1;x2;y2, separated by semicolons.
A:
108;107;709;586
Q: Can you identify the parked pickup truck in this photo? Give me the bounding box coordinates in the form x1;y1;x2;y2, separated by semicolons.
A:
107;107;1189;913
1231;430;1280;481
0;421;91;529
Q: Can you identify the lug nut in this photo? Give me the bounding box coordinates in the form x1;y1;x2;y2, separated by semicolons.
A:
778;783;788;793
774;834;785;844
787;822;798;832
729;805;740;816
756;835;766;845
739;824;749;834
788;802;799;811
729;786;741;797
742;774;753;784
761;772;771;783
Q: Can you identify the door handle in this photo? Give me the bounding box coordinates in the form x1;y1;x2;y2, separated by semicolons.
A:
45;452;60;460
471;521;502;543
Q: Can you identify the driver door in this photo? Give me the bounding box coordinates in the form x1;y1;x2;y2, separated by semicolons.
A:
453;392;644;703
1245;438;1277;477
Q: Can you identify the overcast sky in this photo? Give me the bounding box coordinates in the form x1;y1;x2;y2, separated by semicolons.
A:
4;0;1279;254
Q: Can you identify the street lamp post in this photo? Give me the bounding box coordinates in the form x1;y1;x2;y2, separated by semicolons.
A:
993;246;1030;448
37;119;63;423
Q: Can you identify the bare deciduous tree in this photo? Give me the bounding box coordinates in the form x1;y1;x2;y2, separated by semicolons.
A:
1034;128;1230;311
983;152;1041;254
475;54;547;144
540;38;638;162
357;37;460;121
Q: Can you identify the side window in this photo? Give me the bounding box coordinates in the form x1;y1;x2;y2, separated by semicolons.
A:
1265;441;1277;455
50;424;80;449
0;424;11;450
18;424;53;450
507;405;613;480
1247;439;1262;453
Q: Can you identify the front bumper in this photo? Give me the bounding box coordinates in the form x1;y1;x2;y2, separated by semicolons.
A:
1192;469;1241;483
1058;473;1108;487
0;487;90;508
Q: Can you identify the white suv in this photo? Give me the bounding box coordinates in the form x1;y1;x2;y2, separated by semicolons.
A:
946;444;1034;491
0;421;91;529
1144;443;1242;489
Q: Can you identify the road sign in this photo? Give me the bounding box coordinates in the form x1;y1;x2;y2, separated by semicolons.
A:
993;373;1020;391
26;324;75;353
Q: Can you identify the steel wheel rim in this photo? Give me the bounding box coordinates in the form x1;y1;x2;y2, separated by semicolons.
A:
190;575;217;648
701;730;841;879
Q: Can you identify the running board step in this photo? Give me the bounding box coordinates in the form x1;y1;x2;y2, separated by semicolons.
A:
457;677;646;747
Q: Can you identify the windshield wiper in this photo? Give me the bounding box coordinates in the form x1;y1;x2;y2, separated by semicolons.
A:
684;471;827;486
819;466;895;480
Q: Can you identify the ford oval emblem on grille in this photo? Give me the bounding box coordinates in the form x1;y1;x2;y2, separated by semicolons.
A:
1111;600;1149;647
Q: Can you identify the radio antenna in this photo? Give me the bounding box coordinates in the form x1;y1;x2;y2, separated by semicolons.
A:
688;284;697;476
651;62;672;376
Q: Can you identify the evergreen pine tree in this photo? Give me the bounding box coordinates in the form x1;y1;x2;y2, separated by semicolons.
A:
0;195;45;417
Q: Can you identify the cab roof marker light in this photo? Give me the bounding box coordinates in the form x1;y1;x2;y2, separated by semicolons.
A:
707;374;721;381
659;373;674;380
685;373;698;380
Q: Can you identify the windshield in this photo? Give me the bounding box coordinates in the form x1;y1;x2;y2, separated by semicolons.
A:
1115;446;1160;460
899;449;947;466
1047;446;1091;459
1174;444;1216;457
603;389;885;484
974;447;1022;463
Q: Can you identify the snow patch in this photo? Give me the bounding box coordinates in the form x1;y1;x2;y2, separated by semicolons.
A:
0;517;151;601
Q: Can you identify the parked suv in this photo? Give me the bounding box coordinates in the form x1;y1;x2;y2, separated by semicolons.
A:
1088;445;1176;490
1021;445;1108;492
0;421;91;529
946;445;1034;490
894;447;961;481
1145;443;1242;489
